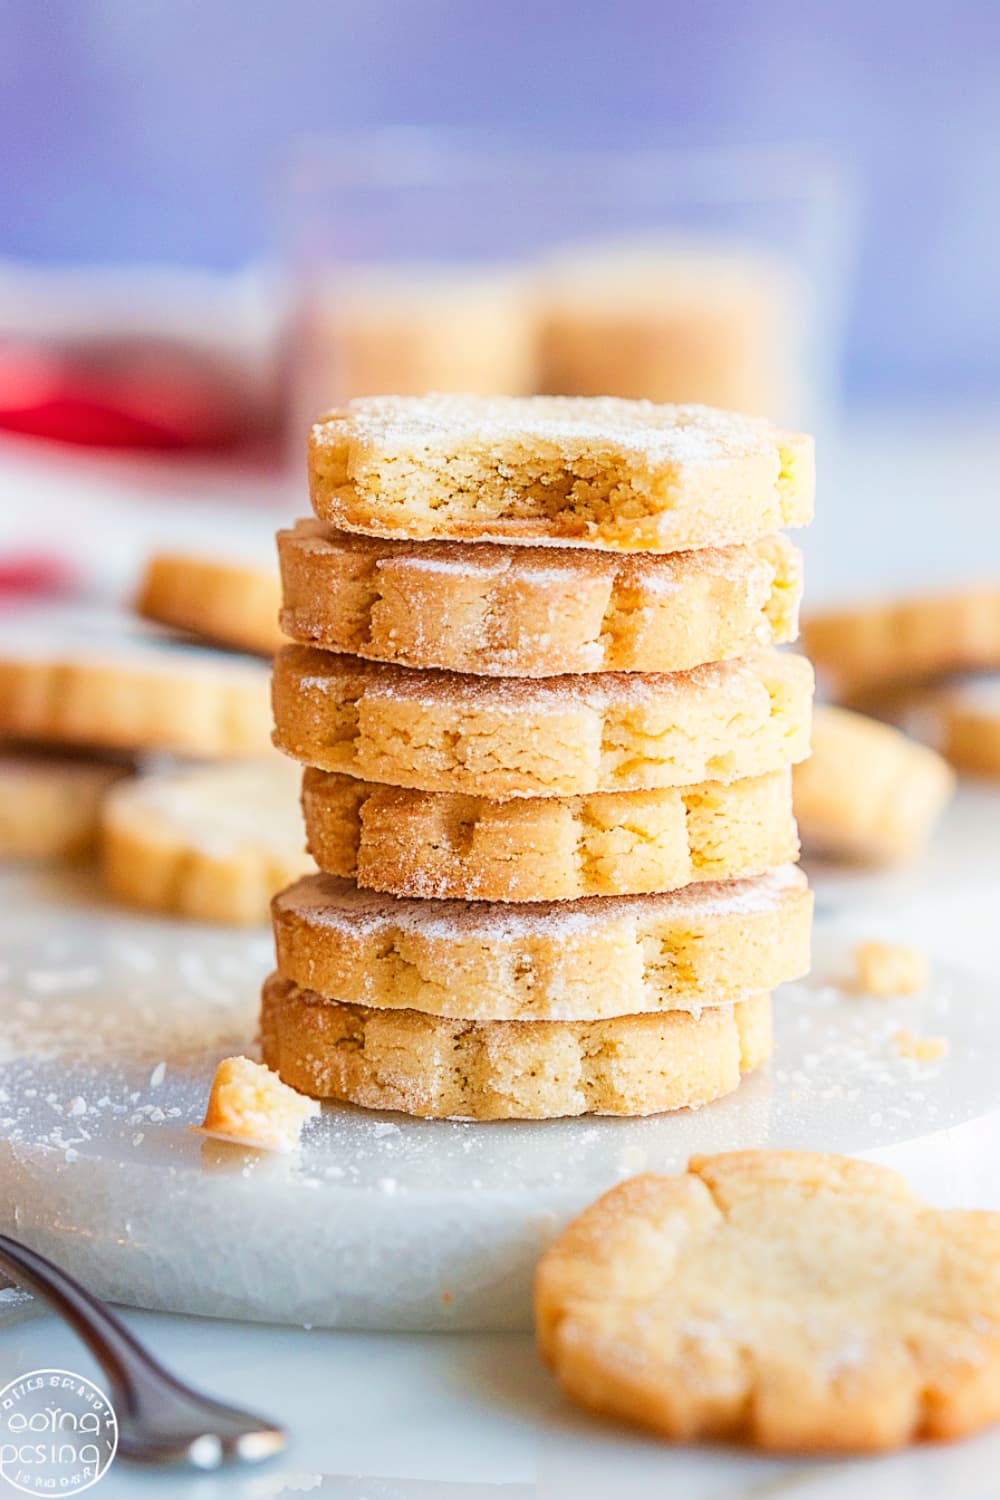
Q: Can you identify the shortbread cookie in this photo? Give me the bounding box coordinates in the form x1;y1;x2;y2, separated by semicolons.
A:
101;759;313;925
272;647;814;798
793;705;954;863
536;1152;1000;1451
136;550;284;657
271;866;811;1021
278;521;801;677
309;394;814;552
0;606;272;757
301;767;799;901
300;264;536;405
0;751;130;859
535;239;801;416
197;1055;319;1151
260;975;772;1120
803;586;1000;697
935;678;1000;776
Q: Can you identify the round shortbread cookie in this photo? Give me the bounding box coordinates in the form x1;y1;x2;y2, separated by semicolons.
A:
934;678;1000;776
260;975;772;1121
101;759;313;925
0;751;130;859
536;1151;1000;1451
309;394;814;552
272;646;814;798
793;704;954;863
301;767;799;902
278;520;802;677
0;606;272;758
803;585;1000;697
271;866;811;1021
136;550;284;657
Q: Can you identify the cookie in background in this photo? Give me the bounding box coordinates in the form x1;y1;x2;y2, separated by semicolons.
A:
0;749;131;860
136;550;284;658
793;704;954;864
101;758;313;925
803;584;1000;700
536;1151;1000;1451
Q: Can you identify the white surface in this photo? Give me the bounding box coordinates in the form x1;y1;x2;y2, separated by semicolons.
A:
0;871;995;1334
1;414;1000;1494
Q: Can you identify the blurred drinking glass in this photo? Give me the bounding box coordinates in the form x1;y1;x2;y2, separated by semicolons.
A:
282;131;854;445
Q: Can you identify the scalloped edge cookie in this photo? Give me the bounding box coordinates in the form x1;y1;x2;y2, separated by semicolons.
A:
272;646;814;798
536;1151;1000;1451
300;766;799;902
278;520;801;677
0;610;271;758
270;866;812;1021
309;394;813;552
260;976;772;1120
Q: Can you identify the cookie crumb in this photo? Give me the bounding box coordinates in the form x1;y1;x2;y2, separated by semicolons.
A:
853;941;929;996
196;1055;320;1153
893;1028;949;1063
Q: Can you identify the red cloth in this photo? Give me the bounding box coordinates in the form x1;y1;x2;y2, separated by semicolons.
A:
0;341;261;450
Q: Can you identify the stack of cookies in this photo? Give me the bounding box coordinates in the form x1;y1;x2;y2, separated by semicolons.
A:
264;394;815;1120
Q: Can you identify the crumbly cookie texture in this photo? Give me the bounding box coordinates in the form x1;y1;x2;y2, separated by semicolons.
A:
260;976;772;1121
0;752;130;859
803;586;1000;697
308;394;814;552
271;867;811;1021
853;941;929;996
278;520;801;677
301;767;799;902
272;646;814;798
101;759;313;925
536;1151;1000;1451
197;1055;319;1152
136;550;284;657
0;607;271;758
793;704;954;863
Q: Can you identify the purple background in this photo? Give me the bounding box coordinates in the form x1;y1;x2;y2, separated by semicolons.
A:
2;0;998;399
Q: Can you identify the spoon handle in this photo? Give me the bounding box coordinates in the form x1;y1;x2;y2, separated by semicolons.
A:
0;1232;157;1414
0;1233;286;1465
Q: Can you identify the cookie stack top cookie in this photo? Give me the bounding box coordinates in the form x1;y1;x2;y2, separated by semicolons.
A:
307;393;813;552
266;393;815;1120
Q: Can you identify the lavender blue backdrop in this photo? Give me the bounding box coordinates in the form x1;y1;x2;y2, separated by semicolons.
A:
2;0;997;399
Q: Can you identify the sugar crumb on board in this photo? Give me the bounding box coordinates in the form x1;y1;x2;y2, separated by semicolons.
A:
893;1028;949;1063
852;941;929;996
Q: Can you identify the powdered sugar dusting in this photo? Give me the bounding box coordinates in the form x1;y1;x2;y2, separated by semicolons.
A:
277;865;808;943
290;516;786;590
326;394;786;467
104;759;306;859
290;644;802;710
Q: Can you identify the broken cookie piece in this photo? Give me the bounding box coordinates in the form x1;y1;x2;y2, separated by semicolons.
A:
197;1055;320;1152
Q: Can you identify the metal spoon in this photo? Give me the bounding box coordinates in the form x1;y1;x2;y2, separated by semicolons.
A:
0;1233;287;1467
